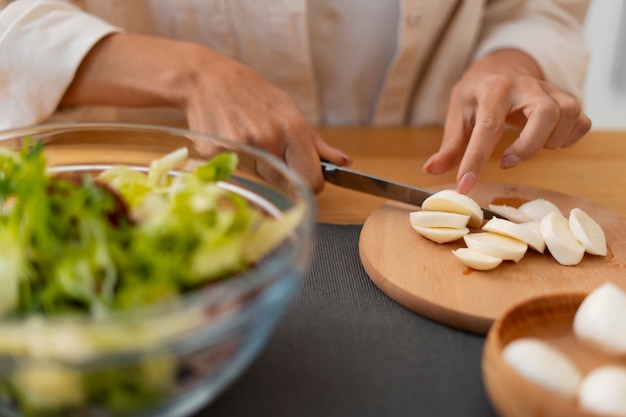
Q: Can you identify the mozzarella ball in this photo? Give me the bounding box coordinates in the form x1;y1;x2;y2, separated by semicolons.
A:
578;366;626;416
503;337;581;400
573;283;626;355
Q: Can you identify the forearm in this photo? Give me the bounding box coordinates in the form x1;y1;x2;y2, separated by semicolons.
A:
60;31;351;193
61;32;204;110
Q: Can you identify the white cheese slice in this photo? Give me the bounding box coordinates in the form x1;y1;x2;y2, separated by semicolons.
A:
422;189;483;228
483;218;545;253
568;208;607;256
451;247;502;270
463;232;528;263
409;210;470;229
540;212;585;266
411;226;469;244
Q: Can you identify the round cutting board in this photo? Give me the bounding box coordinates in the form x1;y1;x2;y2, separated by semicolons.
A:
359;183;626;334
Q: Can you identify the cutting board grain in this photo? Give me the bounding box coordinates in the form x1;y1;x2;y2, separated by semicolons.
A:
359;183;626;335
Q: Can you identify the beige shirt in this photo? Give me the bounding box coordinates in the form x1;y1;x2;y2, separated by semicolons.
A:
0;0;590;129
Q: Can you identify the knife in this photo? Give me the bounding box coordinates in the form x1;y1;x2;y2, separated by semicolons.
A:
321;162;497;219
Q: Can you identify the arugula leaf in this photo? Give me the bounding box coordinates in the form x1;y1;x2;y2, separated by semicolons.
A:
195;152;238;182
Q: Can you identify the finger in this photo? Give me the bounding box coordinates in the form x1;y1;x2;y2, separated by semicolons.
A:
543;87;592;149
237;124;325;194
456;91;511;194
563;113;592;147
191;101;330;193
500;98;560;168
423;84;474;176
283;133;327;193
230;113;288;158
282;128;352;194
541;87;582;149
313;134;352;167
250;122;328;193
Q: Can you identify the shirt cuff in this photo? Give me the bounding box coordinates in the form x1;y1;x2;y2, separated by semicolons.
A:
0;1;123;129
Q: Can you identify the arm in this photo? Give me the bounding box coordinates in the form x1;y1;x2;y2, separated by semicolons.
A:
61;32;351;192
423;0;592;194
0;2;350;193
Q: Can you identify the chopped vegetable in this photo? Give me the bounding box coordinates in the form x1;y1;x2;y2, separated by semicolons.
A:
0;142;301;416
0;144;281;318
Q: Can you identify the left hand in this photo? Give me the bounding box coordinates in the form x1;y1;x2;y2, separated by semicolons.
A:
422;48;592;194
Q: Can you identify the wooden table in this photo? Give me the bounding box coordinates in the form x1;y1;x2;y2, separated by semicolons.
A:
316;127;626;224
205;127;626;417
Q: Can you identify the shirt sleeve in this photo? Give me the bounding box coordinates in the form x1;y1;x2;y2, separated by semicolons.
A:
473;0;591;101
0;0;122;129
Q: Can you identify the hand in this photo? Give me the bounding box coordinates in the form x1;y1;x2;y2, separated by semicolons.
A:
422;49;592;194
62;33;351;193
181;48;351;193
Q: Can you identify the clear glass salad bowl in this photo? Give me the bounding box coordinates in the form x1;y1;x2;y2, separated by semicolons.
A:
0;123;315;417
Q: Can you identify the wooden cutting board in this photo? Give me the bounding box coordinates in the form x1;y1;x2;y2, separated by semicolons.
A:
359;183;626;335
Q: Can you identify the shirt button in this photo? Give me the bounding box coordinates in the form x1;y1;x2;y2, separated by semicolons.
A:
407;9;421;27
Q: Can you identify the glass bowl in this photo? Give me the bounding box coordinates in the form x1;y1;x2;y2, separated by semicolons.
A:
0;122;315;417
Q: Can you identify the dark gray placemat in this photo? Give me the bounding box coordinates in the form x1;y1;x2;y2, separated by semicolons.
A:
198;223;498;417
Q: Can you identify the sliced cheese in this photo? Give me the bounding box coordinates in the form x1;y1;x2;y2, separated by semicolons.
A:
463;232;527;263
568;208;607;256
540;212;585;266
422;189;483;228
412;226;469;244
482;218;545;253
409;210;470;229
488;204;532;223
451;247;502;271
518;198;562;221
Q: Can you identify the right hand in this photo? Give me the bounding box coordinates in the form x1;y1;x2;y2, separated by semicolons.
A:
63;33;351;193
181;48;352;193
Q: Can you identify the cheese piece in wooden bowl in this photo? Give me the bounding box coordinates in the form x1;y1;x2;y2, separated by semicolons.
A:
483;284;626;417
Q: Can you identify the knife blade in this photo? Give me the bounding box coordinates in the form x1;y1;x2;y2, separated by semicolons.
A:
321;162;497;219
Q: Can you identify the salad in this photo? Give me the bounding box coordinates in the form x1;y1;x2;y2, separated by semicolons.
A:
0;143;301;416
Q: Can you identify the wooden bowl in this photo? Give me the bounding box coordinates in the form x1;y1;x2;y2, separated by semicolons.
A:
482;292;626;417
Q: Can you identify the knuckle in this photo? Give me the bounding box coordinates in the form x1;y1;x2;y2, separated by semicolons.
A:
479;74;515;97
578;114;593;133
449;82;467;101
564;115;592;147
557;95;582;120
476;114;505;136
535;100;561;123
543;138;561;150
251;126;286;157
284;120;320;150
463;149;490;168
485;73;514;88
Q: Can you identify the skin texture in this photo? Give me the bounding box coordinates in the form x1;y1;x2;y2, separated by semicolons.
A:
62;34;591;194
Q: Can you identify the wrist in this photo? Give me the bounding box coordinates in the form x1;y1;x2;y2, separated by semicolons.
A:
160;43;213;110
481;48;544;80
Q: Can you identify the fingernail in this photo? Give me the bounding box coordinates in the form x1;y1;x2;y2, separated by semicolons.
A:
422;155;437;174
457;172;476;195
341;154;353;167
501;154;522;169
